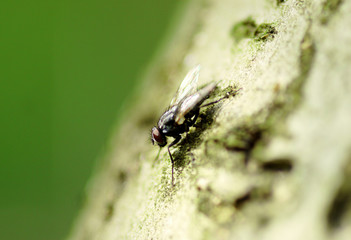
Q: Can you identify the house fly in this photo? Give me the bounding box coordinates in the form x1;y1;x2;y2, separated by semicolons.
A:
151;65;232;186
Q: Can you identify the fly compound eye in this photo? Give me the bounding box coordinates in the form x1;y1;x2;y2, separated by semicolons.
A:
151;127;166;147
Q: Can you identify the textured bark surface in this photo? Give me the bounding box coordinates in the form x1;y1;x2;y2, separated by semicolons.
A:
68;0;351;239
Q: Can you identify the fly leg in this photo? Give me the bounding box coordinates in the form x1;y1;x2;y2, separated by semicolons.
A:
201;88;241;108
168;135;181;186
200;94;229;108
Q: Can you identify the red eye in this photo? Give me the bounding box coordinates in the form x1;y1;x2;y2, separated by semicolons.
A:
151;127;167;147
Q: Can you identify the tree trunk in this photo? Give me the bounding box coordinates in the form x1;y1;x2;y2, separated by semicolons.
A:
68;0;351;239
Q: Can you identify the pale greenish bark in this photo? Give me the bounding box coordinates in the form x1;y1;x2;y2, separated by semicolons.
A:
68;0;351;239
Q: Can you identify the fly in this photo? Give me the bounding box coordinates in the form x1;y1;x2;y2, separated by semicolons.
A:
151;65;234;186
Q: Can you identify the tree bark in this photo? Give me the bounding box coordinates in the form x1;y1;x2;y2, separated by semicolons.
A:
68;0;351;239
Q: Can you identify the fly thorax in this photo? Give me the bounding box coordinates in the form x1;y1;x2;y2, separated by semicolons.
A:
158;106;178;134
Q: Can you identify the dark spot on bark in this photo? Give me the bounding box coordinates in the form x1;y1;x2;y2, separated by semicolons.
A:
117;170;127;183
327;156;351;229
222;125;263;165
233;191;252;209
277;0;287;5
327;191;351;229
261;158;293;172
104;201;114;221
233;186;272;209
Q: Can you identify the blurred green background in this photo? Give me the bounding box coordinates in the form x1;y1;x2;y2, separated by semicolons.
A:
0;0;182;239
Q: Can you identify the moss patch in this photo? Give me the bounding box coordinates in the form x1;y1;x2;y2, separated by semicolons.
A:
231;18;277;43
254;23;278;42
230;17;257;42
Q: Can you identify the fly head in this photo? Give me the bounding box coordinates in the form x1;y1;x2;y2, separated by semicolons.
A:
151;127;167;147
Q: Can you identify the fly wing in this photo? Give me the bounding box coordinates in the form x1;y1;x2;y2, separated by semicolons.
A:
175;82;217;124
170;65;201;106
